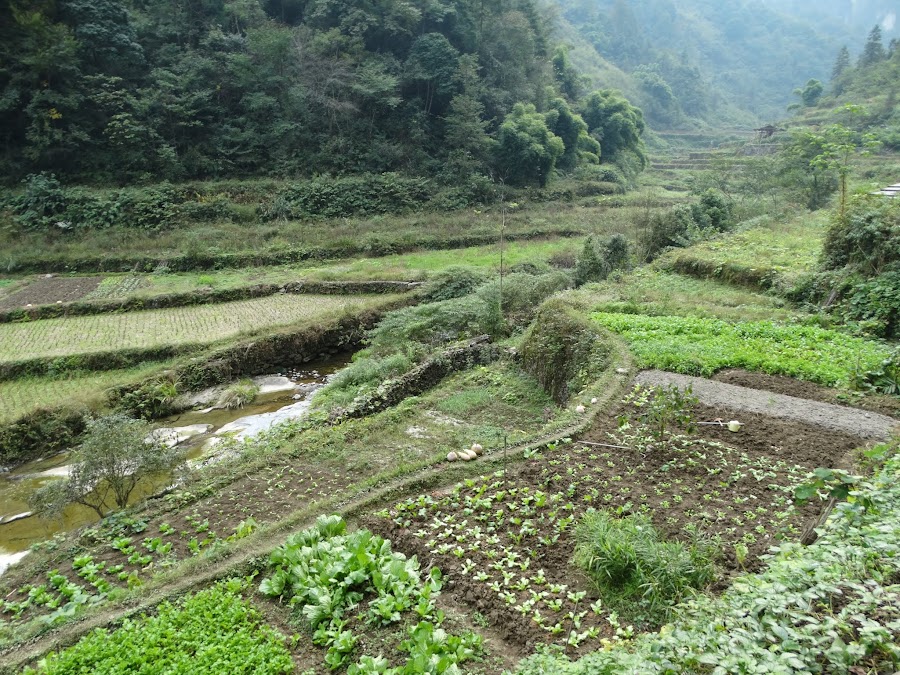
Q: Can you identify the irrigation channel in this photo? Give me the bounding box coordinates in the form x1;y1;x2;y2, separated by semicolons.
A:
0;353;352;574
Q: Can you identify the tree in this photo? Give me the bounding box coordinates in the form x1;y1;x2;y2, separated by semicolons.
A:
791;79;824;109
29;414;183;519
494;103;564;187
859;25;886;67
551;45;583;102
405;33;460;116
544;97;598;171
579;89;646;170
831;46;850;81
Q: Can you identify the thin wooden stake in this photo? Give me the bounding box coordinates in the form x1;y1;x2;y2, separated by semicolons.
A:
577;441;630;450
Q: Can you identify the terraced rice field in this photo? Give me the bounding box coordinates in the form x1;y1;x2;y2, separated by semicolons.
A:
0;294;396;363
0;364;177;424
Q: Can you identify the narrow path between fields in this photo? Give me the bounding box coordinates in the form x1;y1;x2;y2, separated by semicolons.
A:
635;370;899;440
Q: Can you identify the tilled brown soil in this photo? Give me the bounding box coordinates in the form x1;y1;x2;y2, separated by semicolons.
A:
367;401;865;659
0;276;103;310
713;368;900;419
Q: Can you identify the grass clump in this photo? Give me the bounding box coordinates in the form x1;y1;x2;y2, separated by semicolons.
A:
217;378;260;410
573;509;718;625
24;580;293;675
593;312;891;387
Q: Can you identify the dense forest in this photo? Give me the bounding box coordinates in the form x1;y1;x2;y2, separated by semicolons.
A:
0;0;649;186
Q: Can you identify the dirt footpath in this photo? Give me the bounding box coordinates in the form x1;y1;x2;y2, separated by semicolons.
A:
635;370;899;441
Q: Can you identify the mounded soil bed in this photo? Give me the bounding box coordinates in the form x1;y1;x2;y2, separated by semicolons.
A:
366;398;867;661
712;368;900;419
0;276;103;310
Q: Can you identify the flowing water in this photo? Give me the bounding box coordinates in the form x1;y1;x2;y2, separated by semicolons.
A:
0;354;350;574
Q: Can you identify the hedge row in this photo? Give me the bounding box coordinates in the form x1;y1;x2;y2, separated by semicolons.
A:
664;254;782;291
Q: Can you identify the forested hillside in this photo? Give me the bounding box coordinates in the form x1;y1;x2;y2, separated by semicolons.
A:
1;0;645;186
553;0;898;128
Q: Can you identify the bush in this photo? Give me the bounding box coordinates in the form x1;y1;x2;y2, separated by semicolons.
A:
839;270;900;339
575;234;631;286
639;191;735;261
11;173;68;231
822;195;900;275
521;298;611;403
420;266;488;303
260;173;432;220
28;413;183;518
573;509;718;625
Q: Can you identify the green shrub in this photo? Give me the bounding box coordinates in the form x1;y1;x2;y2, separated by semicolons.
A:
839;270;900;338
420;266;488;303
25;580;293;674
822;194;900;274
575;234;631;286
639;190;735;261
260;173;432;220
11;173;68;231
521;298;611;403
573;509;718;625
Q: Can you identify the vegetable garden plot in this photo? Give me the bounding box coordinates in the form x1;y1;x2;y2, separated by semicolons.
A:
0;294;382;363
0;463;354;630
370;401;862;654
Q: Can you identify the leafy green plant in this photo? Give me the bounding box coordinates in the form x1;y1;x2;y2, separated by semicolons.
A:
24;580;292;674
259;515;480;673
594;312;890;386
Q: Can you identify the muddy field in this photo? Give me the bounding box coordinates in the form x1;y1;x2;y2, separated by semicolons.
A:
0;276;103;310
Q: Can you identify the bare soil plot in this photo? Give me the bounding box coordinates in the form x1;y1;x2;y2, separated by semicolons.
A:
713;368;900;418
0;276;103;310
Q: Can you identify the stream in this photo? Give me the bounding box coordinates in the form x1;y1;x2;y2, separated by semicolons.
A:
0;354;350;575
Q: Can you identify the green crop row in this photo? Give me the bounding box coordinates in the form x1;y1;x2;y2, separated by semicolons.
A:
593;312;891;387
0;294;387;364
23;579;293;674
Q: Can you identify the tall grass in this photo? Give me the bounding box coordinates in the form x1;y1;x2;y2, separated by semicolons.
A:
573;509;718;625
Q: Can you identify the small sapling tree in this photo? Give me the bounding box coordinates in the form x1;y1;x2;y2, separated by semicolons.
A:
30;414;183;519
